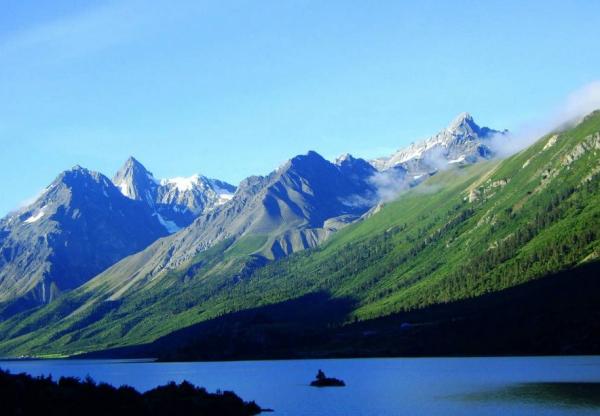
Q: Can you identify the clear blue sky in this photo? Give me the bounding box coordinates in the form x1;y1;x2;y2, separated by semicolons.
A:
1;0;600;216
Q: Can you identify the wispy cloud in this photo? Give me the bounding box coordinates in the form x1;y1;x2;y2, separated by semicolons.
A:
367;81;600;203
17;187;48;211
488;80;600;157
1;3;127;58
0;1;195;62
559;81;600;124
369;167;410;202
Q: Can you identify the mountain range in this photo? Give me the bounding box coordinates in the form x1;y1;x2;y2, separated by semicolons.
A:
0;113;494;314
1;111;598;358
112;157;236;232
0;158;236;315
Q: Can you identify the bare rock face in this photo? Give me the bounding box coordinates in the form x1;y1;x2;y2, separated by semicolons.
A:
165;151;378;264
90;151;380;300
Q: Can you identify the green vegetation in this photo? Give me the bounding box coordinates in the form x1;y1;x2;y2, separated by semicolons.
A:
1;112;600;357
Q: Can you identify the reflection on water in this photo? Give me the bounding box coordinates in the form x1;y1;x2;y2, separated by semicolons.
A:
460;382;600;408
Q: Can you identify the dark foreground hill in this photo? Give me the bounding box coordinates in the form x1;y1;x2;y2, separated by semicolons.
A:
0;368;262;416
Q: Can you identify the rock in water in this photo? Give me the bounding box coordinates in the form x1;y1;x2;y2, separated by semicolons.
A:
310;369;346;387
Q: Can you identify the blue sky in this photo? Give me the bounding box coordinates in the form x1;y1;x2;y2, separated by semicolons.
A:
1;0;600;216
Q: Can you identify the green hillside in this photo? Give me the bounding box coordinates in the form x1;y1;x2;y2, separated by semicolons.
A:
1;111;600;357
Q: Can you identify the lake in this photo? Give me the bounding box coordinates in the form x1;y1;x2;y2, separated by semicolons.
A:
1;356;599;415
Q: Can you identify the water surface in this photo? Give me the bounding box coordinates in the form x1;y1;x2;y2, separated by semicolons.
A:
1;356;598;415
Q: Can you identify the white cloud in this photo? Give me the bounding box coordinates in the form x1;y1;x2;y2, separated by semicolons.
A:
17;188;48;210
366;81;600;203
369;168;410;202
488;80;600;157
559;81;600;124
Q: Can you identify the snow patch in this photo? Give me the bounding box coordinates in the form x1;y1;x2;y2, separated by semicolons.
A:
211;182;232;195
206;180;235;205
216;193;234;205
116;181;132;198
160;174;201;192
334;153;352;165
24;208;45;224
154;213;181;234
448;155;466;164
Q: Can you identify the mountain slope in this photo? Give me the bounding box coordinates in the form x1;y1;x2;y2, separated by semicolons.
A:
112;157;236;231
74;151;378;303
1;111;599;357
0;167;168;315
241;112;600;320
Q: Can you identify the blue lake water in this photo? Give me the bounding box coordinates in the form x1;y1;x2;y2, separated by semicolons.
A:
1;356;599;415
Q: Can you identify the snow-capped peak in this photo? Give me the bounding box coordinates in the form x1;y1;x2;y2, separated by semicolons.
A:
160;174;202;192
110;157;236;232
370;113;505;171
447;112;474;131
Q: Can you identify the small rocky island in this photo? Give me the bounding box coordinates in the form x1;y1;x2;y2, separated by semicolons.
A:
310;369;346;387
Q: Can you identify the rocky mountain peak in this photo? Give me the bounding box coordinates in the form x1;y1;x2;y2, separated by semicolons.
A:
447;112;475;131
276;151;333;180
335;153;376;178
112;157;158;203
446;112;493;140
120;156;152;173
53;166;113;193
110;157;237;232
288;150;326;166
334;153;354;165
371;113;505;172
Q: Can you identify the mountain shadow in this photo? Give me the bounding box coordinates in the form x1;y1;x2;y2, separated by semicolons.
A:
80;261;600;360
353;260;600;357
81;291;358;361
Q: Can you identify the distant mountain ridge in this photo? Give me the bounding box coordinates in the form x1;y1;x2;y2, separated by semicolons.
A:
112;157;236;232
0;113;503;319
73;150;379;305
0;158;237;314
0;111;598;358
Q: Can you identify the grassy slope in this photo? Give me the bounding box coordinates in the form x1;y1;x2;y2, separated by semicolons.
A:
1;112;599;357
230;112;600;320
